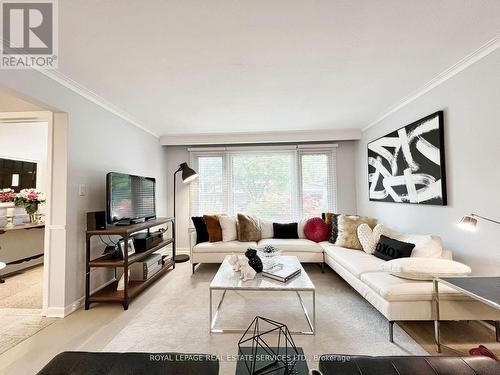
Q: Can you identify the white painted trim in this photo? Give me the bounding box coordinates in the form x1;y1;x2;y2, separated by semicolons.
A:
189;144;339;152
34;69;159;138
48;278;117;318
161;129;361;145
363;34;500;131
47;224;66;230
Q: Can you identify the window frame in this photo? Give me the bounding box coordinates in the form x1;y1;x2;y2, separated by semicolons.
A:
189;145;337;219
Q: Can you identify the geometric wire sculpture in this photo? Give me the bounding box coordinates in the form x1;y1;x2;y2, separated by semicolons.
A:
238;316;300;374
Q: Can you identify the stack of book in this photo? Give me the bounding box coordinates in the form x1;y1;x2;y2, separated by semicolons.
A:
130;253;163;281
262;264;301;282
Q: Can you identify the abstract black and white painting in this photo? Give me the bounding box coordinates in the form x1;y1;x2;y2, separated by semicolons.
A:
367;111;447;205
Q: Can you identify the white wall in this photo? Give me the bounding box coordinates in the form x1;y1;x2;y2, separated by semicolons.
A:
167;142;358;251
0;70;168;312
0;122;48;193
355;48;500;276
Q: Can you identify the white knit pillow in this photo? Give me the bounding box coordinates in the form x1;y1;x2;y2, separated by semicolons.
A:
358;224;400;254
381;258;471;281
219;216;237;242
357;224;373;253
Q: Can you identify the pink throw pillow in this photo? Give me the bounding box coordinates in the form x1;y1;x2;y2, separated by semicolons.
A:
304;217;329;243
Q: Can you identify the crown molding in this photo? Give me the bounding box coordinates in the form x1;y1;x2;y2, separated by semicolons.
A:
160;128;361;146
362;34;500;132
34;68;159;138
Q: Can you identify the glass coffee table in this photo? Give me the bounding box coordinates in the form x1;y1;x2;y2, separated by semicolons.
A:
433;276;500;352
210;255;316;335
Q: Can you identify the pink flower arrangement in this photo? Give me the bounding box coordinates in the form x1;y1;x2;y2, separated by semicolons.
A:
15;189;46;215
0;188;16;203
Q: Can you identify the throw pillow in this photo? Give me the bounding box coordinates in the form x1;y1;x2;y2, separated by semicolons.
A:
397;234;443;258
373;235;415;261
297;219;308;239
219;216;237;242
191;216;209;244
335;215;377;250
381;258;472;281
357;223;373;252
237;214;261;242
323;212;340;244
358;224;401;254
273;222;299;239
259;219;274;239
203;214;223;242
304;217;330;242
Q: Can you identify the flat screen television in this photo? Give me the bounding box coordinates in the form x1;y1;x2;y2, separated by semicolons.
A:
106;172;156;225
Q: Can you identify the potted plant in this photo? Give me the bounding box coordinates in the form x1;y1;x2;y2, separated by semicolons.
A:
15;189;46;224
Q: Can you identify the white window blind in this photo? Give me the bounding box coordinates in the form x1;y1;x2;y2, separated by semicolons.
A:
190;145;336;220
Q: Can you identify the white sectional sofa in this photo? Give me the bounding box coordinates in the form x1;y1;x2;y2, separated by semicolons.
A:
190;231;500;341
190;232;325;270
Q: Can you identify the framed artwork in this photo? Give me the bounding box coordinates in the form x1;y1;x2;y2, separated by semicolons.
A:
367;111;447;205
118;238;136;258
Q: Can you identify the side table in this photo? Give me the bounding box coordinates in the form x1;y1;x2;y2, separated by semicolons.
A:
433;276;500;353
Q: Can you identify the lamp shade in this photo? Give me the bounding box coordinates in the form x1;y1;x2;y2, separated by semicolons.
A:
458;215;477;231
179;162;198;183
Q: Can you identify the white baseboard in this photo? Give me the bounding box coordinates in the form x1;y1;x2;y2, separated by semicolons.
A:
45;250;190;318
45;279;116;318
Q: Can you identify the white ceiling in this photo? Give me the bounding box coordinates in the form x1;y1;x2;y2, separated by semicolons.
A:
57;0;500;137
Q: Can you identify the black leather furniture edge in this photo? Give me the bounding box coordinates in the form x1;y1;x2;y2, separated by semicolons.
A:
319;354;500;375
37;351;219;375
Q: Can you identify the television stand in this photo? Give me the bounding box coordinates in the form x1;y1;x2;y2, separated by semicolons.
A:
85;217;175;310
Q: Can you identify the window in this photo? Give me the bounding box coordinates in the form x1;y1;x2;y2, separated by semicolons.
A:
190;145;336;220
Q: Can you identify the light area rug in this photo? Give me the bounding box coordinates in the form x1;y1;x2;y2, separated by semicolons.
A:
0;308;55;355
104;263;427;374
0;265;43;309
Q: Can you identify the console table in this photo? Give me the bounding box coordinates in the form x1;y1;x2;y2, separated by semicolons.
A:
85;217;175;310
0;223;45;276
433;276;500;353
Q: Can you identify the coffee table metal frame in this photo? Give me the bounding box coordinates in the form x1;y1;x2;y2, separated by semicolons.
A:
209;256;316;335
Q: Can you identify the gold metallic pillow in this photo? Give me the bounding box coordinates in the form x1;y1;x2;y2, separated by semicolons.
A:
237;214;261;242
336;215;377;250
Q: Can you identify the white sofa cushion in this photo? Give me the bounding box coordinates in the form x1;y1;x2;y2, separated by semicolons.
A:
381;258;472;281
219;216;237;242
360;272;465;302
259;219;274;239
193;240;257;254
257;238;322;253
322;244;385;278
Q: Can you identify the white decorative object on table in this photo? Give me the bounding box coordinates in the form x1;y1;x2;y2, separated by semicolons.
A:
5;207;15;229
228;253;239;269
259;244;282;270
239;263;256;281
233;257;248;272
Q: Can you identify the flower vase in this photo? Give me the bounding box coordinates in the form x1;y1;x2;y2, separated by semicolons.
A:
25;204;39;224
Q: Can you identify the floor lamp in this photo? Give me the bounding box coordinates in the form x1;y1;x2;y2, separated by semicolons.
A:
458;213;500;231
173;162;198;263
